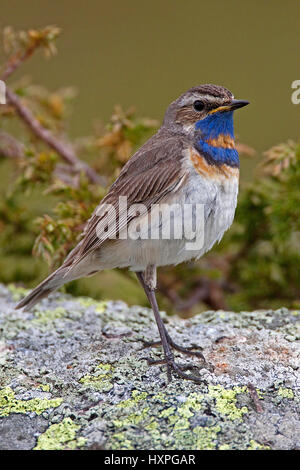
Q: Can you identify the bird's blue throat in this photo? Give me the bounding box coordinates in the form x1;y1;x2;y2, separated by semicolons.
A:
194;111;239;168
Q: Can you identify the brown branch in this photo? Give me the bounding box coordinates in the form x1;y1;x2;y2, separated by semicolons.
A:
247;383;263;413
1;36;103;185
0;131;98;189
158;277;232;312
1;46;36;82
1;26;61;82
53;163;84;187
5;88;102;185
0;130;25;159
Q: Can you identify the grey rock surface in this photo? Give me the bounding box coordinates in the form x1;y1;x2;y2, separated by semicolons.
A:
0;283;299;450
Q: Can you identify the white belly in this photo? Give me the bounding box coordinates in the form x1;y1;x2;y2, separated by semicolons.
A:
96;169;239;271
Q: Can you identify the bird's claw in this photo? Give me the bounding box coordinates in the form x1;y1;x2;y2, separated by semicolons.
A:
141;334;213;383
144;354;203;383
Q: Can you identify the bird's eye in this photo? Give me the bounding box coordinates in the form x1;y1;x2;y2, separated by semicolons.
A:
193;100;205;112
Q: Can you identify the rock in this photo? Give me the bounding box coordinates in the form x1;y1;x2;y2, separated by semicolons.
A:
0;283;299;450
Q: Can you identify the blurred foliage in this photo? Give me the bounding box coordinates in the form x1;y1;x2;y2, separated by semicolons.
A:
0;26;300;315
2;25;60;59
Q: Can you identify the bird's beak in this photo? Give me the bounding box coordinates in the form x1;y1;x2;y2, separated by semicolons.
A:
208;99;250;114
229;99;250;110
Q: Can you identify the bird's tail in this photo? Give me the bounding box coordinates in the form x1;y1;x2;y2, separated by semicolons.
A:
15;266;70;311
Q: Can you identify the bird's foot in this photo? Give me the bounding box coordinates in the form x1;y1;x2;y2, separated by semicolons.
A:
145;354;203;383
141;333;212;383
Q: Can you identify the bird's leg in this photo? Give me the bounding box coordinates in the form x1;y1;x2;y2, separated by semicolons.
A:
136;268;205;383
140;266;206;361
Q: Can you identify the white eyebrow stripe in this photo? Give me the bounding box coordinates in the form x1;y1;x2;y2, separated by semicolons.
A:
199;93;234;102
181;93;234;106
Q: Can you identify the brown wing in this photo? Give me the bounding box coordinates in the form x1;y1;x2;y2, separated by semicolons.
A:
68;129;187;265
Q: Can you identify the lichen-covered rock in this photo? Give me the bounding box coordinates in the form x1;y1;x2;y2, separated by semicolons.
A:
0;283;299;450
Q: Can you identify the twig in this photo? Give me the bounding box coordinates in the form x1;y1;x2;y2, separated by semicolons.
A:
5;88;102;184
0;130;25;159
158;278;231;312
0;130;99;188
1;46;36;82
247;383;263;413
1;37;103;185
1;26;61;82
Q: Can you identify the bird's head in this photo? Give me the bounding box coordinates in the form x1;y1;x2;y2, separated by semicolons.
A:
163;84;249;141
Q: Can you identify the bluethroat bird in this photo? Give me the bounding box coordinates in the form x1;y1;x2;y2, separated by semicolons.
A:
16;84;249;383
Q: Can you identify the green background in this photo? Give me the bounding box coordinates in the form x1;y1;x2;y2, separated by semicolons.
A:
1;0;299;164
0;0;299;310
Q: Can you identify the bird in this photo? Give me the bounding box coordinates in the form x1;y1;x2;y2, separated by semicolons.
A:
16;84;249;383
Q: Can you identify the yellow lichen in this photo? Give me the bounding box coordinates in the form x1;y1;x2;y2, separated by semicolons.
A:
0;387;62;417
34;418;86;450
277;387;294;399
208;385;248;420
